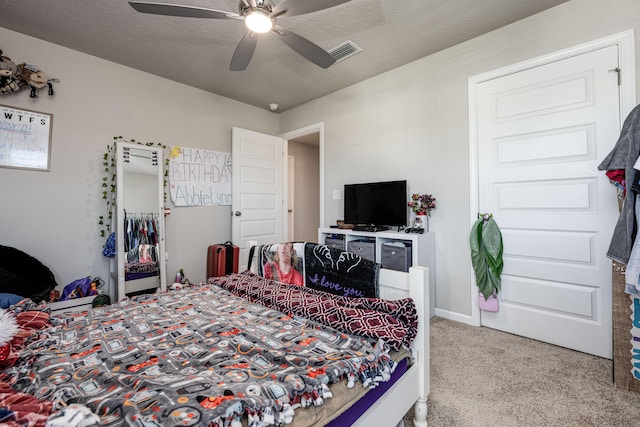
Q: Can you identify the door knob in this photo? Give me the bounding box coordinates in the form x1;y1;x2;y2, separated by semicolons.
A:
234;211;242;216
288;209;293;213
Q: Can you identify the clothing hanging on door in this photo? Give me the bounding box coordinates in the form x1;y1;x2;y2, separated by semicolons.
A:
598;104;640;265
598;104;640;295
469;213;504;301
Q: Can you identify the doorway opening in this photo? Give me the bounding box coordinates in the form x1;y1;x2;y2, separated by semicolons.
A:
281;123;324;243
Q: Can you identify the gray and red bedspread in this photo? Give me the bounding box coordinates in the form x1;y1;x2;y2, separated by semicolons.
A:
1;299;57;427
0;381;51;427
2;273;418;426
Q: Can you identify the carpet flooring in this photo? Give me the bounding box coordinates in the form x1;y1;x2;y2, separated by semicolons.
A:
402;317;640;426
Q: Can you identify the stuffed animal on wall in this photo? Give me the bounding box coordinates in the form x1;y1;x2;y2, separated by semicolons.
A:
0;50;20;94
0;48;57;98
15;62;55;98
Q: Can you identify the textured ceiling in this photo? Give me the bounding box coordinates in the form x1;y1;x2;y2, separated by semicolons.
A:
0;0;569;112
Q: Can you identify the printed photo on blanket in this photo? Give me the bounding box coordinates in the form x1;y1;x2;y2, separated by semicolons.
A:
261;242;305;286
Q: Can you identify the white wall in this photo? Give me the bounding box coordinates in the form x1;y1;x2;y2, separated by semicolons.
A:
279;0;640;318
0;27;279;292
3;0;639;319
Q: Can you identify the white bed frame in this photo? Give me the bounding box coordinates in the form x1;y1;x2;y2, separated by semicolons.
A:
249;249;429;426
352;266;430;427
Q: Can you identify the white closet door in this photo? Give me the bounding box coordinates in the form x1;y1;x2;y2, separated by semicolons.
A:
475;44;621;358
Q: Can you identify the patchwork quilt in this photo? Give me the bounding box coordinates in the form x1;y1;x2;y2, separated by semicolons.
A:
3;276;417;426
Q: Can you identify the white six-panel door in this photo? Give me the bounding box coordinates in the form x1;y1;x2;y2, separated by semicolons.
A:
232;127;286;269
474;45;623;358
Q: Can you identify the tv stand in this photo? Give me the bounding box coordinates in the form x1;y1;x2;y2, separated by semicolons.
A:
318;227;435;317
352;224;390;232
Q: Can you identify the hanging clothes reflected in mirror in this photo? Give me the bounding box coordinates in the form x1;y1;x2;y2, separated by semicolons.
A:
116;142;166;299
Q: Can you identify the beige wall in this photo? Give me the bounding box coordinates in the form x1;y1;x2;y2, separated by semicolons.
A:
279;0;640;319
288;140;320;242
0;27;279;292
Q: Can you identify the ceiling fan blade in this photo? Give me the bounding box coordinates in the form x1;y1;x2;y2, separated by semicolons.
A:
128;1;240;19
273;26;336;69
239;0;257;10
271;0;350;18
230;32;258;71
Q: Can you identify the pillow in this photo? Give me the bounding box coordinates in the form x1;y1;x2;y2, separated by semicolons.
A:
0;308;18;345
303;243;380;298
250;242;380;297
4;301;52;355
258;242;306;286
0;293;24;309
15;310;50;330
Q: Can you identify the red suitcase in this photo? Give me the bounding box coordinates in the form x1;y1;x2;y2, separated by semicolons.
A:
207;241;239;278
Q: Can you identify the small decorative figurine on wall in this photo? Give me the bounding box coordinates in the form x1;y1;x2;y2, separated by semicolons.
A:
0;50;19;92
0;49;58;98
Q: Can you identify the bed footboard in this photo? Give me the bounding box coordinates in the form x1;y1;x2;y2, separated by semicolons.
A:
414;397;428;426
354;266;430;426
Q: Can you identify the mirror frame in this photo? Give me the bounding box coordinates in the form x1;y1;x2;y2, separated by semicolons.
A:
115;141;167;300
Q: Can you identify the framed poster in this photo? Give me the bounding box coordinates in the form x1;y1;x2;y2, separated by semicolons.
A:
0;104;53;171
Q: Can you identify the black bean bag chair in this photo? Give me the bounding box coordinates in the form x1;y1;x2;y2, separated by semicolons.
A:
0;245;58;303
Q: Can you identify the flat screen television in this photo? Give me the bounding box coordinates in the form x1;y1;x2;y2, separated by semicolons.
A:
344;180;407;228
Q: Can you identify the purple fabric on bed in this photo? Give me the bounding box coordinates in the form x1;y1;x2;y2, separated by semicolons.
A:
325;357;409;426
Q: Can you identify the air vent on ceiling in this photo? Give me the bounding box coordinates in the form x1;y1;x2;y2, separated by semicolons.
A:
329;40;362;63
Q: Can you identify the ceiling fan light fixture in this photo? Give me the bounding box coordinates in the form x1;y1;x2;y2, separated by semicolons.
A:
129;0;351;70
245;10;272;33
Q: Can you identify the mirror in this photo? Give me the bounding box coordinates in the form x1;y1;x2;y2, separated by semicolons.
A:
115;141;166;300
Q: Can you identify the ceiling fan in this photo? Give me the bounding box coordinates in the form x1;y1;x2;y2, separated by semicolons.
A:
128;0;351;71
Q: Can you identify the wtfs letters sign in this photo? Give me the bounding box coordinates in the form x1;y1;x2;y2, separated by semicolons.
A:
169;146;231;206
0;104;52;171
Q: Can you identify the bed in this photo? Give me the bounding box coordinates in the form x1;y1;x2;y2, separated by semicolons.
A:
0;261;429;426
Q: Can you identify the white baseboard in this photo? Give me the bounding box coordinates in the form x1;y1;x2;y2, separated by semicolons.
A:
434;307;475;325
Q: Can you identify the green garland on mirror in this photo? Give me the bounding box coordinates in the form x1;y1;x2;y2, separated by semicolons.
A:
98;136;169;238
